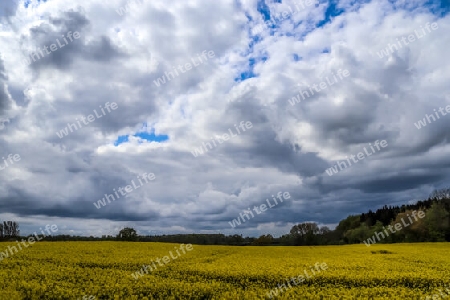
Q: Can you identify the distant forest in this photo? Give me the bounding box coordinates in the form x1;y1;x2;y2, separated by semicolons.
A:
2;189;449;246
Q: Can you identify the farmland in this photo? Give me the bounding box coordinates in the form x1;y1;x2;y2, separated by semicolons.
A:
0;242;449;299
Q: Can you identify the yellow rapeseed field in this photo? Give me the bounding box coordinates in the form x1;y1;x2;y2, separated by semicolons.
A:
0;242;449;299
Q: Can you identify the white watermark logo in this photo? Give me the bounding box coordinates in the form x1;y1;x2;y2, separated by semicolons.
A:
371;22;439;59
93;173;155;209
266;262;328;298
0;153;21;171
153;51;215;87
229;192;290;228
363;210;425;246
131;244;194;280
326;140;388;176
288;69;350;106
413;105;450;129
191;121;253;157
56;102;118;139
21;31;81;66
0;224;59;262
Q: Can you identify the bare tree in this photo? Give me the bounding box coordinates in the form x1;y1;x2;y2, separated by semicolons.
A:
2;221;19;238
430;189;450;200
10;221;19;237
3;221;10;237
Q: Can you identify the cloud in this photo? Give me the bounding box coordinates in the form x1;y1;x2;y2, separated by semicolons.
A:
0;0;449;237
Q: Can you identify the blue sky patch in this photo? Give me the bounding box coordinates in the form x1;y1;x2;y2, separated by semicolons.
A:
114;125;169;146
257;0;271;21
114;135;129;146
424;0;450;16
317;0;345;28
236;70;256;82
234;57;266;82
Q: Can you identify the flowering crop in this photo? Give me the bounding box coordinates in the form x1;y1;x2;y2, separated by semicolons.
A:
0;242;448;299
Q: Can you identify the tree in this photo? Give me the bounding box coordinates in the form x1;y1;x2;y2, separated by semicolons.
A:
430;189;450;200
229;234;244;245
1;221;19;239
344;223;371;244
117;227;138;241
11;221;19;237
424;202;449;242
319;226;331;235
290;222;320;245
252;234;273;245
390;210;427;242
336;215;361;233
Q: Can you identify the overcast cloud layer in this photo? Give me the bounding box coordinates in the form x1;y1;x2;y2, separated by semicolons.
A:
0;0;449;237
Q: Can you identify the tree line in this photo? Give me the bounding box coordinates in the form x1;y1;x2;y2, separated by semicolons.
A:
2;189;449;245
131;189;450;246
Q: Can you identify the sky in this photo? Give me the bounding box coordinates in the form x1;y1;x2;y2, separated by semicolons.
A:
0;0;449;238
